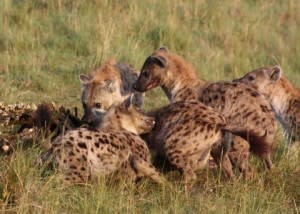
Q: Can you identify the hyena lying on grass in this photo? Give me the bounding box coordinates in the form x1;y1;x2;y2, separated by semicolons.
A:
79;58;143;126
134;47;276;178
234;65;300;148
47;98;167;185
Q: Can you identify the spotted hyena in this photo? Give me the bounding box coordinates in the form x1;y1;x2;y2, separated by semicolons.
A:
134;47;276;177
200;81;276;170
49;98;167;185
234;65;300;147
134;50;235;190
79;58;143;126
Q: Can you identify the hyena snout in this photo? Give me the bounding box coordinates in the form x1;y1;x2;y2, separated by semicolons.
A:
137;115;156;134
132;81;144;92
81;109;104;127
133;74;152;92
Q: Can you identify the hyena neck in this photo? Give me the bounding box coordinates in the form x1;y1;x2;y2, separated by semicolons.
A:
268;77;298;116
161;81;202;102
161;54;207;102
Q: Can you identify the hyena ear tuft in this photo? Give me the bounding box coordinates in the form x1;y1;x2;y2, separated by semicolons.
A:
79;74;92;85
151;55;167;68
104;79;116;93
270;65;282;82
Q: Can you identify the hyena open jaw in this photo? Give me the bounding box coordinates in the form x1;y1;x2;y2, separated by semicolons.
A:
234;65;300;148
79;58;144;127
49;98;167;186
134;47;276;177
134;49;236;191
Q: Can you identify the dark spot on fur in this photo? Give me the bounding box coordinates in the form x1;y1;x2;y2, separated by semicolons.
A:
66;141;73;146
221;96;225;103
243;111;254;119
69;136;74;141
86;136;92;140
250;91;259;97
70;165;77;169
183;130;191;136
69;151;75;156
78;142;87;149
94;142;99;148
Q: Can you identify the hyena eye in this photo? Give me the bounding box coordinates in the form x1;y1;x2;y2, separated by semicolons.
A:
95;103;102;109
248;75;255;81
142;71;149;78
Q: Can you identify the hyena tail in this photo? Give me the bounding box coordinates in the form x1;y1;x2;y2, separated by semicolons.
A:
211;129;235;178
220;129;233;153
129;155;170;187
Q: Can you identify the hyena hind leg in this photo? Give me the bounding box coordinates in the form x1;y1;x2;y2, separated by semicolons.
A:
129;155;169;186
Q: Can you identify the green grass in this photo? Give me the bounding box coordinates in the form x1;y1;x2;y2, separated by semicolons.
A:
0;0;299;213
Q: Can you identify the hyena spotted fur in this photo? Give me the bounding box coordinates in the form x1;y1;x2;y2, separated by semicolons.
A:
200;81;276;170
134;50;236;190
234;65;300;147
49;99;167;185
134;47;276;177
79;58;143;126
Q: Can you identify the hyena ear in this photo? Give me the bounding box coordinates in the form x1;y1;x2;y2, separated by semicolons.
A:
104;79;116;93
157;46;169;53
269;65;282;82
107;58;117;65
150;55;167;68
79;74;92;85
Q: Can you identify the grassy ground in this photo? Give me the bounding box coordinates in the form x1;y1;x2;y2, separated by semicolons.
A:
0;0;299;213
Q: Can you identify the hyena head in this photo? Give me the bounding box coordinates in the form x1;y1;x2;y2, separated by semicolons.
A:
133;47;170;92
80;59;125;126
234;65;282;97
103;96;155;134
